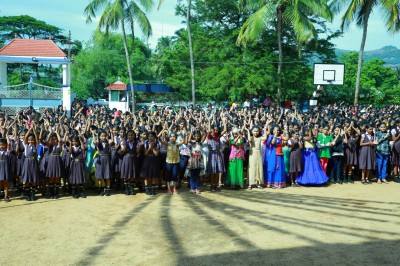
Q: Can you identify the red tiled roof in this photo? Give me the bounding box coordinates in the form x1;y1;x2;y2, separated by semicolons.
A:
0;38;66;57
105;80;127;90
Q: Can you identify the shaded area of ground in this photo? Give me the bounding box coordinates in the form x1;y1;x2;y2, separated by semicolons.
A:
1;183;399;265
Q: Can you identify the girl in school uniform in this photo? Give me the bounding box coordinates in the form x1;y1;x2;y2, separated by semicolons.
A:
19;125;40;201
8;126;18;191
16;129;26;195
94;129;114;196
288;131;303;187
61;135;72;195
38;128;49;196
359;124;378;184
69;135;87;198
140;131;160;195
0;130;11;201
113;126;126;189
45;128;63;199
343;123;360;183
120;130;143;195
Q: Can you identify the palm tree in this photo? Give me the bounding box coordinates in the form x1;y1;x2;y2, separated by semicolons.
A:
84;0;154;112
237;0;333;102
159;0;196;106
332;0;400;105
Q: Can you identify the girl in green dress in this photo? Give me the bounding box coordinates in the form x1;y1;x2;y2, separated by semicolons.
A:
226;128;245;188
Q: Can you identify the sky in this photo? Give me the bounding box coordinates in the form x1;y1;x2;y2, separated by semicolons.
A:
1;0;399;51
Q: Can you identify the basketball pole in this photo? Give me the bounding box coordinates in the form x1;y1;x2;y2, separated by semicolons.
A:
309;85;323;107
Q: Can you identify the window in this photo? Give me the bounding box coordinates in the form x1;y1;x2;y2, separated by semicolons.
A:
110;91;119;101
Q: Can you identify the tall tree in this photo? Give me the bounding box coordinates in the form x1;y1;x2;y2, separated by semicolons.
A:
85;0;154;112
159;0;196;105
72;33;153;99
332;0;400;105
0;15;64;41
237;0;333;101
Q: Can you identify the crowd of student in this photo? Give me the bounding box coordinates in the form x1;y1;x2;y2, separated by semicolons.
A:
0;102;399;202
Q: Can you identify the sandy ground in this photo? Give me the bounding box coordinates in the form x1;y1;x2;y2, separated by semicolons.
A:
1;181;400;266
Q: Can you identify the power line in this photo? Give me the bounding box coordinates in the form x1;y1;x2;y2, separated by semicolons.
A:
147;58;310;66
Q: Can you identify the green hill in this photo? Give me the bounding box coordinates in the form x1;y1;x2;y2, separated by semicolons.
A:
336;46;400;68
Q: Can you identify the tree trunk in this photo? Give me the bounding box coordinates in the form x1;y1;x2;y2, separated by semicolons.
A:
354;2;372;105
129;17;135;51
121;18;135;112
277;7;283;103
187;0;196;106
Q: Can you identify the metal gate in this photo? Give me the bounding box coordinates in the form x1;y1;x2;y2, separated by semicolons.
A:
0;78;63;114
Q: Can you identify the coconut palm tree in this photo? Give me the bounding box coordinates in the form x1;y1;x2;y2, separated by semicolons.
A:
84;0;154;112
237;0;333;101
332;0;400;105
158;0;196;106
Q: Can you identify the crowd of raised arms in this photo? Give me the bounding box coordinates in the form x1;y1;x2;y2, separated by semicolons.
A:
0;101;399;202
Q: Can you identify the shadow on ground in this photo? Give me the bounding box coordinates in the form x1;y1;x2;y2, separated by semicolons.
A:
75;188;400;265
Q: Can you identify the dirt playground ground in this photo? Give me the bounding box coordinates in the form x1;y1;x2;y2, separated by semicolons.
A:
1;181;400;266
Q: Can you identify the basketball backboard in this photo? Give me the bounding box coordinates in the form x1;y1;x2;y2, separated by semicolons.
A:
313;63;345;85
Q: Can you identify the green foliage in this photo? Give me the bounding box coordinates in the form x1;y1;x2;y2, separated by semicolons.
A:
0;15;64;41
152;0;337;102
0;14;81;66
71;34;153;99
7;71;25;86
34;78;59;88
319;52;399;105
336;46;400;68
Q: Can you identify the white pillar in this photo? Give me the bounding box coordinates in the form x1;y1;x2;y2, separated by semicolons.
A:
0;62;7;89
63;87;73;115
62;64;68;86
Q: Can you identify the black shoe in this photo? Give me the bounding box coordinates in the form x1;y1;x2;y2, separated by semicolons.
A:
151;186;157;195
25;189;31;201
393;176;400;183
97;188;104;196
30;189;36;201
145;187;151;195
49;187;55;199
124;184;130;195
105;188;111;196
54;186;60;199
80;187;86;198
138;183;144;192
72;187;79;199
0;191;4;199
18;186;24;196
129;185;136;195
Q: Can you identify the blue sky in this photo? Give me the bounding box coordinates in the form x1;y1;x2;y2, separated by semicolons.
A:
1;0;399;51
